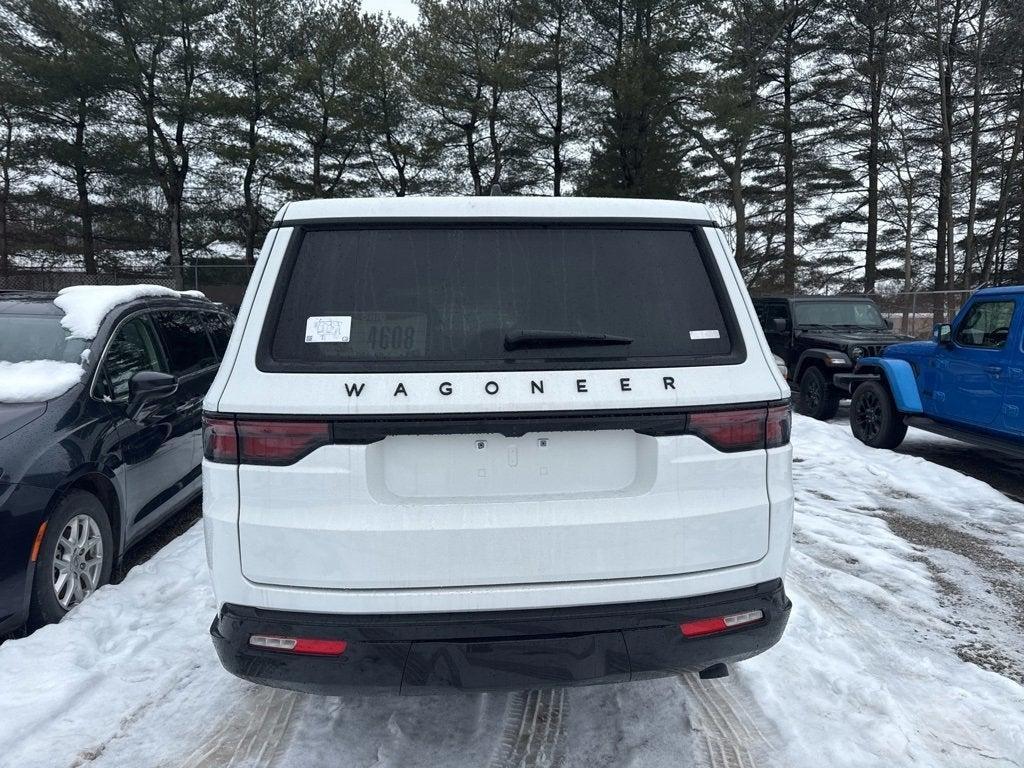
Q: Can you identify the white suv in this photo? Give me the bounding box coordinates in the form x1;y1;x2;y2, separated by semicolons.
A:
203;197;793;694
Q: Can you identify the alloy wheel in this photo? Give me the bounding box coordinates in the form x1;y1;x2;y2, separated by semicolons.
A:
52;514;104;610
805;377;823;410
855;390;883;441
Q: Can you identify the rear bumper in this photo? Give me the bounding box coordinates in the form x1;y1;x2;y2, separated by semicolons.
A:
211;579;791;695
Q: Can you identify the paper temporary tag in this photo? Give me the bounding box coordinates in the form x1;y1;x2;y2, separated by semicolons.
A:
689;329;721;340
305;316;352;343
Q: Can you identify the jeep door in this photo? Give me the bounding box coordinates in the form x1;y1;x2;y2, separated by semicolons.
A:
1000;298;1024;436
933;299;1019;428
758;301;793;368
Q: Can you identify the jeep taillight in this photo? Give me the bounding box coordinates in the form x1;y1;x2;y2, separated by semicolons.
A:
203;416;330;465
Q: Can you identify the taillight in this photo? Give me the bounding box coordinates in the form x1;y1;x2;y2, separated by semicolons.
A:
687;408;767;452
236;420;330;465
683;404;792;452
766;404;792;448
203;416;330;465
203;416;238;463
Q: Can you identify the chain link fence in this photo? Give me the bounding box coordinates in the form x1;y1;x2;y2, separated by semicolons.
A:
1;267;978;335
0;265;256;309
867;290;977;338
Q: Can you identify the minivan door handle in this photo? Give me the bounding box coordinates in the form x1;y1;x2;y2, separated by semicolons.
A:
984;365;1003;377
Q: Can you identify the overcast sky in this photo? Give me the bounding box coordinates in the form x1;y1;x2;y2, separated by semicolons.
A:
361;0;418;21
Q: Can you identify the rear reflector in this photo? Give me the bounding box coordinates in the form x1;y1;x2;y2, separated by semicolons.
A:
680;609;764;638
249;635;348;656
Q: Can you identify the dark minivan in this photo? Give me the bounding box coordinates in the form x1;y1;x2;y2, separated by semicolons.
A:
0;288;233;632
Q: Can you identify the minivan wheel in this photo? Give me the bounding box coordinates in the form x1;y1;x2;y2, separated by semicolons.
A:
850;380;908;450
29;490;114;628
798;367;841;421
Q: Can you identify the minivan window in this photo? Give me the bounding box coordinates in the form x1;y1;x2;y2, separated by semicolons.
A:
97;316;167;401
0;314;88;364
264;226;738;371
154;310;218;375
205;312;233;358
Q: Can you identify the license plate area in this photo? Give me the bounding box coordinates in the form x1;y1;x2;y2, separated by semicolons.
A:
369;431;641;501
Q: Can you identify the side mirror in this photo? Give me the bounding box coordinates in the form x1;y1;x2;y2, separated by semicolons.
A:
127;371;178;421
885;318;894;330
771;317;789;333
933;323;952;345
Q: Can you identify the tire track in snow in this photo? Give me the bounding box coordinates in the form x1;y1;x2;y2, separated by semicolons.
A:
69;659;205;767
679;675;777;768
488;689;569;768
174;687;299;768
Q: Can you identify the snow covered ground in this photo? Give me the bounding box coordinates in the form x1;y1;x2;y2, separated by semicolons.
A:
0;415;1021;768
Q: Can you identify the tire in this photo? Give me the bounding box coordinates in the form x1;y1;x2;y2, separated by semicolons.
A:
28;490;114;628
850;380;908;450
798;366;841;421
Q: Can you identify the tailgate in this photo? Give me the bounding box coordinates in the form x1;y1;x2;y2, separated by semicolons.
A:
237;413;771;590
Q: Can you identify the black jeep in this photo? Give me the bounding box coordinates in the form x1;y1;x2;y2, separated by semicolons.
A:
752;296;912;420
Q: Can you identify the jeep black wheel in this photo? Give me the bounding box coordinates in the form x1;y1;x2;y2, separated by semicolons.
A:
850;380;908;450
798;367;841;421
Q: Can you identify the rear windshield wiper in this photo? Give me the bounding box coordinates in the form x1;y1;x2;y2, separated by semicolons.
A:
504;329;635;351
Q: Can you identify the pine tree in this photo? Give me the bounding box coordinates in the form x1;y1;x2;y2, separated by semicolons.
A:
0;0;116;274
517;0;588;194
679;0;790;268
101;0;221;287
350;14;441;196
275;0;363;199
580;0;694;198
0;90;20;276
414;0;532;194
210;0;294;263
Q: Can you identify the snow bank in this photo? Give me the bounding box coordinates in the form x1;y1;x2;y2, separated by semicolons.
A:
53;285;206;340
737;415;1024;766
0;360;84;403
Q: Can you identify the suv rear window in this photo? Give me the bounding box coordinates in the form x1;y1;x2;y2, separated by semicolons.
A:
261;225;741;371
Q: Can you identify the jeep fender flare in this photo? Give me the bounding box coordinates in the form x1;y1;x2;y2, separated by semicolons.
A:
793;348;852;383
846;357;923;414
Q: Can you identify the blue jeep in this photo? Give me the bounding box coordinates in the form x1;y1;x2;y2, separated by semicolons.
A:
835;286;1024;457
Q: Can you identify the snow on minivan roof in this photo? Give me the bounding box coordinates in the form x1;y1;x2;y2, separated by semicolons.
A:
54;284;207;340
0;285;207;404
273;196;717;225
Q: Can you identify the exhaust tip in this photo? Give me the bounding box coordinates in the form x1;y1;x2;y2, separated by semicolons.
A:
699;663;729;680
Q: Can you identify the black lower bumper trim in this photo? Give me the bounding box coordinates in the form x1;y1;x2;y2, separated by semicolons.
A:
211;580;791;695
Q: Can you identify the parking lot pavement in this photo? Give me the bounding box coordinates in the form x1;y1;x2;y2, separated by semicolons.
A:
0;416;1021;768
